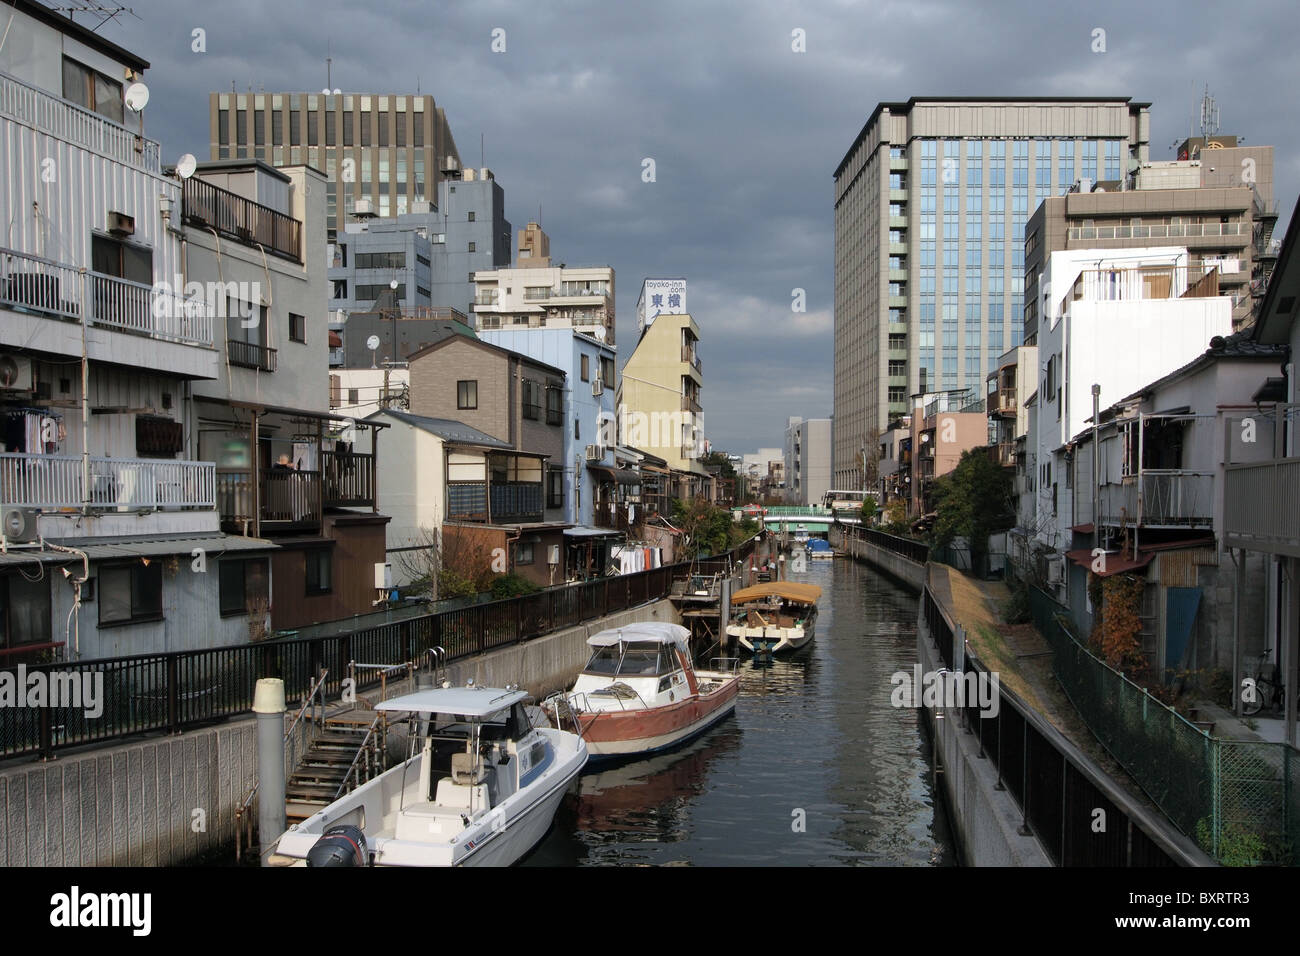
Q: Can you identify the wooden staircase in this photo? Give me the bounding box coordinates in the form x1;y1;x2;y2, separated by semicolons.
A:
285;711;387;826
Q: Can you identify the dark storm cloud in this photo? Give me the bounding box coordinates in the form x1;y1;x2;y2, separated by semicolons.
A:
88;0;1298;453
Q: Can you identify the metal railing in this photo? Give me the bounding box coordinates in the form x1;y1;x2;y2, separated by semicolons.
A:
322;449;375;508
261;469;321;524
1067;222;1248;242
0;69;162;174
227;339;278;371
0;453;216;510
1097;471;1215;529
0;535;761;761
1224;457;1300;552
1;247;215;347
182;176;302;262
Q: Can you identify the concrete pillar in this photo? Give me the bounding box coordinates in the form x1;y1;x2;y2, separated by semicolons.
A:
253;678;286;865
719;577;732;649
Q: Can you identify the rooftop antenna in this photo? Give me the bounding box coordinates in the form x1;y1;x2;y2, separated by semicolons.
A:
1198;84;1220;141
480;133;484;169
326;39;332;92
53;2;140;33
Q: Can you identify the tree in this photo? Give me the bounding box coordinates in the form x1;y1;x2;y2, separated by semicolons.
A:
882;499;908;536
927;449;1014;565
859;494;878;523
672;496;747;558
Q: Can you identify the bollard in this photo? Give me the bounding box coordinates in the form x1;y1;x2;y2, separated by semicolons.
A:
254;678;286;866
719;577;732;650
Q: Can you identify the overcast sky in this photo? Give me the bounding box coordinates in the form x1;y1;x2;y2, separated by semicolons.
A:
84;0;1299;455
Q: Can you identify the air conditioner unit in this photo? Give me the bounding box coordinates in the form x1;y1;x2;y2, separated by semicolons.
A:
592;379;603;396
353;199;374;216
1046;557;1063;584
2;508;39;544
585;444;602;461
106;211;135;237
0;354;33;391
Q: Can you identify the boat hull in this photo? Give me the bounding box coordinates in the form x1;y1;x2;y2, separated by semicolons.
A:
730;620;816;654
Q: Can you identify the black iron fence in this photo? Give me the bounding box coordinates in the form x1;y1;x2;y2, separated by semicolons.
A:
841;524;931;564
0;537;758;761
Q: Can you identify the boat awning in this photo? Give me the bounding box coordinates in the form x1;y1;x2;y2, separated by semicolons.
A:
587;622;691;646
730;582;823;605
375;686;528;716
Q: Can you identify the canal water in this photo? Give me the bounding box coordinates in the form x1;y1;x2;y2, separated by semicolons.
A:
525;557;958;866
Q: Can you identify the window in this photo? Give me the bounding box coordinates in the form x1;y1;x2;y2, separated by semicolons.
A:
377;113;388;147
92;234;152;285
413;116;424;147
546;385;563;426
348;388;359;405
356;252;407;269
99;563;163;626
467;211;476;222
361;111;372;147
515;542;535;565
289;110;300;146
601;357;615;388
547;468;564;508
468;241;476;253
289;313;306;343
522;380;541;420
343;111;354;146
1;574;51;649
574;418;580;440
254;109;265;145
219;558;269;617
458;380;478;409
305;549;332;595
62;57;123;123
135;416;183;457
580;355;590;381
219;109;229;145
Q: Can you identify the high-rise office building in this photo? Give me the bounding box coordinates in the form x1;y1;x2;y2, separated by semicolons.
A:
832;97;1150;489
208;92;461;239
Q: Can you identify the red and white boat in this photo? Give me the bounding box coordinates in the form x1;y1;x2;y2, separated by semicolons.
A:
545;622;740;766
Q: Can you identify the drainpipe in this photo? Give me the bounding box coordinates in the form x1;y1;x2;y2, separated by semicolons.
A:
1092;384;1100;554
79;269;90;514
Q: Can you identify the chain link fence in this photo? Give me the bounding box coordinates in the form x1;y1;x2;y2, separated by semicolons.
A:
1030;586;1300;865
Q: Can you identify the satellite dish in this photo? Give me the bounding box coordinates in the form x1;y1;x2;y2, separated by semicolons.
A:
593;326;606;342
366;335;380;351
389;279;399;290
321;87;341;95
124;82;150;112
175;154;197;180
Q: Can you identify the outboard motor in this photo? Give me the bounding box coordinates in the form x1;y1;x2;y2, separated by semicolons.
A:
305;825;368;867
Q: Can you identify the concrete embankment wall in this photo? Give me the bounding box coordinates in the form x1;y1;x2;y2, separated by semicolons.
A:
835;532;926;591
916;612;1052;866
0;598;677;866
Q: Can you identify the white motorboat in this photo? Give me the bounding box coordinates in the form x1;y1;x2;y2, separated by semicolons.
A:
272;685;587;867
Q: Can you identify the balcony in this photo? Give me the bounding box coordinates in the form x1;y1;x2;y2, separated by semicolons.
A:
228;340;278;372
0;454;215;510
1;247;215;348
681;394;702;415
1067;222;1248;242
987;443;1016;467
1224;458;1300;556
182;177;302;263
445;480;542;524
0;69;161;174
680;346;702;372
991;388;1018;418
216;452;376;532
474;293;500;306
1097;471;1215;529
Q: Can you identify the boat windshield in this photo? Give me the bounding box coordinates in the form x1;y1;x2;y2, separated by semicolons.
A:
584;640;679;677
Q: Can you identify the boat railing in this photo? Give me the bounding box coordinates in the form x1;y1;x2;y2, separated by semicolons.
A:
543;692;587;737
348;659;415;702
708;657;741;675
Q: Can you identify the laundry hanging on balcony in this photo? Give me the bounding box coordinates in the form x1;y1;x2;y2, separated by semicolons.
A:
3;408;63;454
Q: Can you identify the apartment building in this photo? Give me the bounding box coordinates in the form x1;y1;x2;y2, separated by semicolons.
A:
208;90;461;239
1023;136;1278;336
876;419;912;512
909;389;988;516
784;417;833;506
985;344;1038;470
833;96;1151;489
471;224;615;345
328;167;511;318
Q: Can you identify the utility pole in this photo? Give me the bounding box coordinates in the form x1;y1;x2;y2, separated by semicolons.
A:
1092;384;1101;554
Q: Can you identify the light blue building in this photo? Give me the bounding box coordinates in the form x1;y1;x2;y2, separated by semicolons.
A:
478;328;617;527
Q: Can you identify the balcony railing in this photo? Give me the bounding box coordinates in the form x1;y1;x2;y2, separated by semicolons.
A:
0;454;215;510
216;469;326;529
0;69;161;174
1224;458;1300;555
682;394;702;415
987;443;1016;467
1067;222;1248;242
322;450;375;508
228;340;278;372
490;481;543;523
1097;471;1215;529
182;177;302;262
991;388;1018;417
681;346;702;372
1;247;215;347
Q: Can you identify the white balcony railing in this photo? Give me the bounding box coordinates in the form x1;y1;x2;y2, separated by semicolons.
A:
1;247;214;347
0;454;216;511
1067;222;1248;242
1097;471;1215;529
0;69;162;174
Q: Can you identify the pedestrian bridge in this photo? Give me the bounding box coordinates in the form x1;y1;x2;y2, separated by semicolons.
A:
733;505;860;533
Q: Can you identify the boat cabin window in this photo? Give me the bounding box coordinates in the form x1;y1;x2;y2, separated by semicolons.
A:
584;640;680;677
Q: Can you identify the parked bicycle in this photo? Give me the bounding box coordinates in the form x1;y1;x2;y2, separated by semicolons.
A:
1242;649;1285;717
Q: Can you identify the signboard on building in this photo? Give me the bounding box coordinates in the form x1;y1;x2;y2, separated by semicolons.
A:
636;278;687;334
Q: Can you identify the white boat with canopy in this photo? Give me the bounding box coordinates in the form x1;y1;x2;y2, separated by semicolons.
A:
272;684;587;867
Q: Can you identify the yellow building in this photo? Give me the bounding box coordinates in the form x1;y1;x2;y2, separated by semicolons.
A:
617;280;705;479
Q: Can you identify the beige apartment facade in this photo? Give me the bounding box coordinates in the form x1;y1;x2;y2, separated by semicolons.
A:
618;311;705;476
833;97;1151;490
